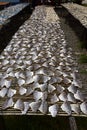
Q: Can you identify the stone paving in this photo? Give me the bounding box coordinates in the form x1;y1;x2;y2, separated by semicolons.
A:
62;3;87;29
0;3;29;26
0;6;87;117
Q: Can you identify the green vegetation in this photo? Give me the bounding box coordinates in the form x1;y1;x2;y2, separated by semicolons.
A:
79;54;87;63
80;69;87;74
76;40;87;50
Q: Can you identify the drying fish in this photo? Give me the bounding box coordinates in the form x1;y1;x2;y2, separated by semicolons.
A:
50;94;59;104
0;88;8;97
51;56;56;61
62;72;68;78
49;77;58;84
33;64;41;70
26;87;34;96
71;104;80;114
2;60;9;66
35;68;48;75
2;98;14;110
74;90;84;101
42;62;49;67
6;67;13;73
26;76;34;84
26;66;33;71
67;84;77;94
48;84;56;93
0;73;2;78
39;83;47;91
41;91;47;101
67;93;76;103
57;85;65;93
14;99;24;111
23;60;32;65
7;88;16;97
0;79;11;88
55;70;62;76
39;101;47;114
61;101;71;115
49;104;58;117
29;101;41;112
59;92;67;101
22;102;30;114
65;66;71;72
71;72;77;80
15;72;20;79
72;80;82;88
49;62;55;66
19;87;27;95
26;71;34;78
15;65;25;70
19;73;25;79
59;62;65;66
63;77;72;85
16;60;22;65
10;60;16;65
33;90;43;101
18;78;25;86
33;82;47;91
33;75;50;83
80;102;87;114
56;66;62;71
0;55;5;60
5;72;15;78
60;53;65;58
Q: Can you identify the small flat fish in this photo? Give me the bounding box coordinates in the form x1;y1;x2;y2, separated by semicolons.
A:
50;94;59;104
2;98;14;110
14;99;24;111
49;104;58;117
59;92;67;101
74;90;84;101
71;104;80;114
0;88;8;97
29;101;41;112
80;102;87;114
61;101;71;115
39;101;47;114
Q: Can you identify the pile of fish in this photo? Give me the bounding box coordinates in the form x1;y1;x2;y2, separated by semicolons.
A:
62;3;87;29
0;3;29;26
0;6;87;117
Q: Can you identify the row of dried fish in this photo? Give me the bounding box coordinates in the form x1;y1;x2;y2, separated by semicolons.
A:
0;6;85;116
1;98;87;117
0;3;29;25
62;3;87;28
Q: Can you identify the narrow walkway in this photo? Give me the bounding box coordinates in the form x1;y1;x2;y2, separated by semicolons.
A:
0;6;87;117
